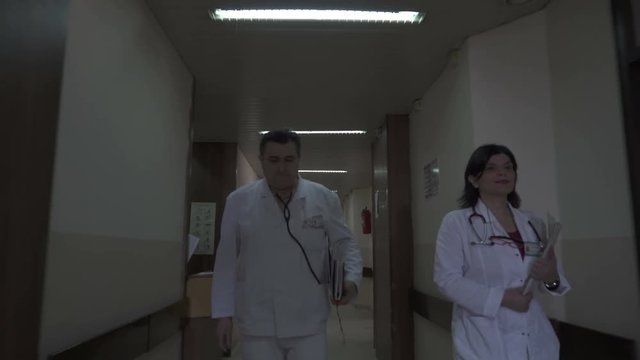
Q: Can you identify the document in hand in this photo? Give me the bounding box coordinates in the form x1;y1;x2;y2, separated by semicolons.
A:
187;234;200;262
330;257;345;301
523;213;562;295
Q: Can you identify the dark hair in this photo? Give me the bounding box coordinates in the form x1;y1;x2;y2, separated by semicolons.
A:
458;144;521;209
259;129;301;157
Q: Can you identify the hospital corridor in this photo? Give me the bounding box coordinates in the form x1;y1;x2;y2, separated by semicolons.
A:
3;0;640;359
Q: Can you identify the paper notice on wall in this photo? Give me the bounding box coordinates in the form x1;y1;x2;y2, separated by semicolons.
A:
189;202;216;255
423;158;439;199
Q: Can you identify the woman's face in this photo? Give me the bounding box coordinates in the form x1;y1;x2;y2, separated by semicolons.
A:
469;153;516;198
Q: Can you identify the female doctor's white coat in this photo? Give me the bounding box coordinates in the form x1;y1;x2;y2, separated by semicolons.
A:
434;200;570;360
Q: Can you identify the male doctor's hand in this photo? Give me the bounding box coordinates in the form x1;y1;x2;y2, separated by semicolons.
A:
333;280;358;306
530;247;560;283
216;317;232;352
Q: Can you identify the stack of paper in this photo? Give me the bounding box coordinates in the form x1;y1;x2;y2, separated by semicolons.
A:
523;213;562;295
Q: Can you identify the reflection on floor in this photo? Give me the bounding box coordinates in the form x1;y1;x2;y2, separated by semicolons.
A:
228;304;377;360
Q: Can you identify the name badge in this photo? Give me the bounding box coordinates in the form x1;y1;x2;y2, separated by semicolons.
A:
524;242;544;257
303;215;325;229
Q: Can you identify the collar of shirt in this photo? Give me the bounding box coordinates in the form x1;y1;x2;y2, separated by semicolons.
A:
259;176;310;202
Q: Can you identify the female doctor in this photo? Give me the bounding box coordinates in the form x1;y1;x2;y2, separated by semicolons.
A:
434;144;570;360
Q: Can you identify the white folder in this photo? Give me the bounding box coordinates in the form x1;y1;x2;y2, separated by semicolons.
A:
330;257;345;301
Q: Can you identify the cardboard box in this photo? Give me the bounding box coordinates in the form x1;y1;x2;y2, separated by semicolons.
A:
183;272;240;358
186;272;213;318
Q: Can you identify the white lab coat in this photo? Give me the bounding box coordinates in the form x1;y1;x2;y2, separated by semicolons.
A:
211;178;362;338
434;200;570;360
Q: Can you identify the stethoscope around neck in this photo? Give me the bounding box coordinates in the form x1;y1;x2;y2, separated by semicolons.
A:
274;192;323;285
468;205;543;246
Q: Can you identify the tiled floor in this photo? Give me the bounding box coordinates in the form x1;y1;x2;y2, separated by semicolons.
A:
228;304;377;360
327;305;377;360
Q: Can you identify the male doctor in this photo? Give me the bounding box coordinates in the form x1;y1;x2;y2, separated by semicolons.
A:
211;129;362;360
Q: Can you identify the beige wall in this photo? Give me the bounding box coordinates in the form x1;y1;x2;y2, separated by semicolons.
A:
410;43;474;358
344;187;374;308
39;0;192;358
546;0;639;341
344;187;373;269
467;10;564;320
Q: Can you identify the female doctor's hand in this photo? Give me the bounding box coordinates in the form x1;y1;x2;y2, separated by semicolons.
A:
501;287;533;313
530;247;560;283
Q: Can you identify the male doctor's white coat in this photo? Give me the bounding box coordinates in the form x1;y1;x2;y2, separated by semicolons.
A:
211;178;362;338
434;200;570;360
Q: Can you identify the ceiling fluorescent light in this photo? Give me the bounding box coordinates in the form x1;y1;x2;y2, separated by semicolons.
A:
210;9;425;24
299;170;348;174
258;130;367;135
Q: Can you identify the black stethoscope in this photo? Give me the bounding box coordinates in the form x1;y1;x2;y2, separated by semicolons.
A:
275;192;323;285
274;190;348;342
468;205;543;247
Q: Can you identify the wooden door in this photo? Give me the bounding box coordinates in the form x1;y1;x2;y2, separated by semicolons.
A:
372;115;414;360
372;123;392;360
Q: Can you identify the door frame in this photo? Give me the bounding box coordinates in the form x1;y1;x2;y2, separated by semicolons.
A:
611;0;640;295
0;1;71;358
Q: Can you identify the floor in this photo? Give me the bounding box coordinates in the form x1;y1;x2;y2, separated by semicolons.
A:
228;302;377;360
326;304;377;360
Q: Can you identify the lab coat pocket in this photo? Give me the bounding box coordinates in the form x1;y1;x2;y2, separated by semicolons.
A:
298;228;327;251
299;214;327;251
456;314;502;359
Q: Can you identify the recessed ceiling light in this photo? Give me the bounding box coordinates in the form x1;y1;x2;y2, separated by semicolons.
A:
210;9;425;24
258;130;367;135
298;170;348;174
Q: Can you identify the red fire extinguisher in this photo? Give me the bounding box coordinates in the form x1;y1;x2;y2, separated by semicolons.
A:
361;206;372;234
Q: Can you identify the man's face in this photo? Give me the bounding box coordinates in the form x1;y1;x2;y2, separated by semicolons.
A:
260;141;300;192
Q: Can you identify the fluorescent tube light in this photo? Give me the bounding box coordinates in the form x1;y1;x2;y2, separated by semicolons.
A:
210;9;425;24
298;170;348;174
258;130;367;135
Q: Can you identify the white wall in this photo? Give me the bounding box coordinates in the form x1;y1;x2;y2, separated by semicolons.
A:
546;0;639;341
236;146;259;188
467;10;564;320
410;44;474;358
345;187;373;268
410;1;639;357
344;188;373;308
39;0;192;358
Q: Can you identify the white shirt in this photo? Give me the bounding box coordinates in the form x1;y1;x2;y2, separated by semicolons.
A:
211;178;362;338
434;200;570;360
